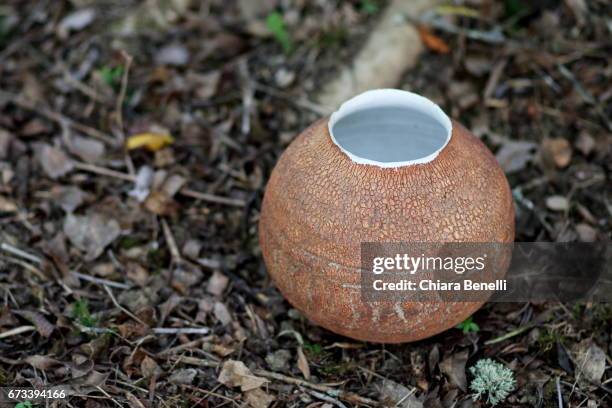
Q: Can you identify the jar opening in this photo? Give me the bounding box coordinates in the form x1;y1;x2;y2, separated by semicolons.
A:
328;89;452;168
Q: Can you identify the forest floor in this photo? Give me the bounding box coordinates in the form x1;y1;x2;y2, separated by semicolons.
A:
0;1;610;407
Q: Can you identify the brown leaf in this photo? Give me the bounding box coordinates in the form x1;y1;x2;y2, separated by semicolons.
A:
67;135;105;163
377;379;422;408
218;360;267;392
140;356;161;379
14;310;55;337
34;143;74;179
297;346;310;380
64;213;121;261
245;388;275;408
126;262;149;286
0;195;18;213
417;25;450;54
541;138;572;168
575;223;598;242
439;350;468;392
546;195;569;212
169;368;197;385
575;131;595;156
0;128;12;159
206;271;229;296
144;190;178;216
495;140;537;173
214;301;233;326
572;340;607;384
25;355;62;370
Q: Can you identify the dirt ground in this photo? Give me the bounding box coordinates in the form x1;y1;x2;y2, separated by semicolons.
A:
0;1;610;407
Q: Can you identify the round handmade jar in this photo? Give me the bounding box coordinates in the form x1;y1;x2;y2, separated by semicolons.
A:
259;89;514;343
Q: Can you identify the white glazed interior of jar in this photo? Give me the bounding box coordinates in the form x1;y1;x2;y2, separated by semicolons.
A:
328;89;453;168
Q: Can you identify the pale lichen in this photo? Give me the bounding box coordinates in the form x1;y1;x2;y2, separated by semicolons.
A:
469;358;516;406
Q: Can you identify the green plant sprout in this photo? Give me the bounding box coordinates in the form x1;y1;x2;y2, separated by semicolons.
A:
15;402;33;408
96;65;124;87
469;358;516;406
456;316;480;333
266;12;293;54
71;298;96;327
359;0;379;15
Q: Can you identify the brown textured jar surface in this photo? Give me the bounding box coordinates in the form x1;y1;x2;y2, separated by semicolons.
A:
259;118;514;343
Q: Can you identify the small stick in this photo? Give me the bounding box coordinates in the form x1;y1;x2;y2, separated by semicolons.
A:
161;218;182;263
0;242;42;264
72;161;245;207
556;377;563;408
484;324;535;345
253;369;379;407
116;50;133;142
303;388;348;408
180;188;246;208
0;325;36;339
103;284;148;327
72;271;131;290
151;327;210;335
0;90;117;146
156;337;211;357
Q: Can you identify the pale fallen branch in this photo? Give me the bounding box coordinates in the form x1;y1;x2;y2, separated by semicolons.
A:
72;271;131;290
0;242;42;264
0;325;36;339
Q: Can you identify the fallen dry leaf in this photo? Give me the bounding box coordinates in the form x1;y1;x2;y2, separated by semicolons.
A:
14;310;55;337
377;379;423;408
206;271;229;296
218;360;268;392
245;388;275;408
417;25;450;54
25;355;62;370
297;346;310;380
439;350;468;392
126;132;174;152
35;143;74;179
0;195;18;213
546;195;569;212
63;213;121;260
169;368;197;385
67;135;105;163
572;340;607;384
541;138;572;168
495;140;537;173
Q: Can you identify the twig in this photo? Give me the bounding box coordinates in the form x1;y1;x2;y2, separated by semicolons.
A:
556;377;564;408
0;254;47;280
180;188;246;208
253;368;380;407
103;284;148;327
156;337;211;357
253;82;328;115
0;90;117;146
116;50;133;142
170;356;378;406
72;161;246;207
161;218;182;263
72;271;131;290
171;355;220;368
151;327;210;335
238;58;254;136
303;387;348;408
0;325;36;339
484;324;535;345
0;242;42;264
